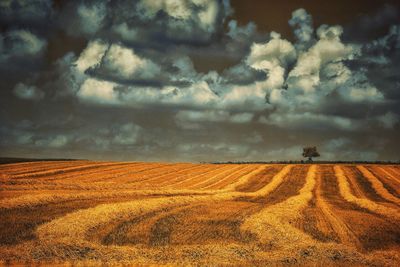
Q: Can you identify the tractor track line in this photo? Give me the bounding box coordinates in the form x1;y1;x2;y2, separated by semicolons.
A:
334;166;400;221
357;166;400;206
315;170;362;249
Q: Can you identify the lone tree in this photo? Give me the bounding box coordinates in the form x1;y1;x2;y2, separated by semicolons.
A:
302;146;320;162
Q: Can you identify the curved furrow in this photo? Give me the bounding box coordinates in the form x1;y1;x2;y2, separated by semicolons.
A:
334;166;400;221
341;166;398;209
88;163;170;183
123;164;207;186
92;200;261;247
232;165;295;205
10;162;132;179
201;165;254;190
0;160;84;172
343;166;367;199
0;188;220;210
0;194;155;245
7;162;120;179
0;161;90;175
232;165;305;205
313;167;361;248
171;165;236;189
126;164;213;186
48;163;152;183
2;164;155;190
357;166;400;206
155;165;226;187
33;166;297;249
142;200;261;246
100;163;198;184
35;194;236;245
318;166;400;252
86;204;189;245
184;165;244;189
170;165;240;189
240;165;317;247
385;167;400;182
0;161;53;173
260;165;307;204
52;163;161;182
2;162;400;266
223;165;268;191
365;166;400;197
235;165;284;192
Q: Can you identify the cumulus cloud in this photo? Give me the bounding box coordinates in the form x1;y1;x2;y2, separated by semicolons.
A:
100;44;161;80
77;78;118;105
247;32;296;71
1;3;399;161
60;0;231;44
74;39;108;73
136;0;220;32
65;7;391;132
289;8;314;49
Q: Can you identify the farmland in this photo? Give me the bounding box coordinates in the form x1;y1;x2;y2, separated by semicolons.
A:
0;161;399;266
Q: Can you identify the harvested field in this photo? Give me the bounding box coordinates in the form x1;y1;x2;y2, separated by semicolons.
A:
0;161;399;266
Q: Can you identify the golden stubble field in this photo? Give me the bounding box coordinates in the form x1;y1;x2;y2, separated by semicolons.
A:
0;161;399;266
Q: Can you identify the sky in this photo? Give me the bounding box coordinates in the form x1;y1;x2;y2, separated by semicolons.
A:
0;0;399;162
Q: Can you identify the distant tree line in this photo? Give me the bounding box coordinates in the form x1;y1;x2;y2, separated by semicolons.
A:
207;146;399;165
207;160;400;165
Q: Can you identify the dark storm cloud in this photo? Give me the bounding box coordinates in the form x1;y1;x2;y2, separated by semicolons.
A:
0;29;47;69
1;0;400;162
59;0;232;44
343;4;400;43
0;0;53;26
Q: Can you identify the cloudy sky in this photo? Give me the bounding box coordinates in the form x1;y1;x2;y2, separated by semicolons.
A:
1;0;400;162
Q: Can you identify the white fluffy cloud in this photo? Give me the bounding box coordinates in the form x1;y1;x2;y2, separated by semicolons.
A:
77;78;118;105
247;32;296;71
75;39;108;73
65;7;392;134
137;0;220;32
102;44;161;79
60;0;229;42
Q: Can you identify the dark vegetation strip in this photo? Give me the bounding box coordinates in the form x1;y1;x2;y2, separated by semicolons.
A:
0;157;84;165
